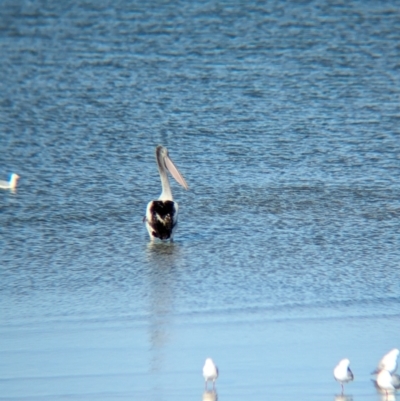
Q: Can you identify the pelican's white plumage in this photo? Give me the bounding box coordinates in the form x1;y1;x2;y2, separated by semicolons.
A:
373;349;399;374
0;173;19;191
203;358;218;390
144;146;188;241
376;369;400;396
334;359;354;394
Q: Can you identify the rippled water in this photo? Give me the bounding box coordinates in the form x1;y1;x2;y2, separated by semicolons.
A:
1;1;400;400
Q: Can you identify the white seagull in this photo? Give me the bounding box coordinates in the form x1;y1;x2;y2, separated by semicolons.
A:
375;369;400;397
203;358;219;390
144;145;188;241
333;358;354;394
373;349;399;374
0;173;19;191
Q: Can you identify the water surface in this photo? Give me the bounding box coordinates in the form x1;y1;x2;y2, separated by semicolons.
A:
1;1;400;400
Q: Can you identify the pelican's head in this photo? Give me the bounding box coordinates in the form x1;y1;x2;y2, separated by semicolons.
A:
156;145;188;190
156;145;168;161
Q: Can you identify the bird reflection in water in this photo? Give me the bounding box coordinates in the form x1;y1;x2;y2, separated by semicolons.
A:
334;395;353;401
146;240;180;256
145;241;181;373
379;393;396;401
203;389;218;401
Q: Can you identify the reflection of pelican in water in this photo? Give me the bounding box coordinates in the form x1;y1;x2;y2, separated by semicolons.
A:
333;359;354;395
203;389;218;401
203;358;219;391
144;146;188;241
372;349;399;374
0;173;19;191
373;370;400;399
146;240;180;257
145;240;181;374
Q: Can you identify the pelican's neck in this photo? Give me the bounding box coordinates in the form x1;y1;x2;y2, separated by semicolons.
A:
157;154;173;201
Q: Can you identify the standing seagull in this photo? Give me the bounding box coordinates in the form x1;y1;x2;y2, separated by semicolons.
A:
203;358;219;390
0;173;19;191
333;358;354;394
144;145;188;241
376;369;400;398
372;348;399;374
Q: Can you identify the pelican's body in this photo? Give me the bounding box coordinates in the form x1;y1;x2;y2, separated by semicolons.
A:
203;358;219;390
0;173;19;190
334;359;354;394
373;349;399;375
144;146;188;241
375;370;400;396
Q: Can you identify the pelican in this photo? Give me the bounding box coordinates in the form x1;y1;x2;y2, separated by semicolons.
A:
203;358;219;390
333;358;354;395
144;145;188;241
0;173;19;191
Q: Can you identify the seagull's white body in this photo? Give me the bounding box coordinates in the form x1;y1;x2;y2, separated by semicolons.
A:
144;146;188;241
373;349;399;374
376;370;400;396
203;358;218;390
0;173;19;190
334;359;354;394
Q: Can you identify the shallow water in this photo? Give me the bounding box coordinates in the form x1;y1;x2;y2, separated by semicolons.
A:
1;1;400;400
